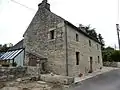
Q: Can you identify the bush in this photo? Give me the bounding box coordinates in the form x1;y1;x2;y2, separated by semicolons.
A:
111;50;120;62
102;47;120;62
12;62;17;67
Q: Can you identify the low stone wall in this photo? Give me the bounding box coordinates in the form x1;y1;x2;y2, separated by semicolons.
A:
103;62;120;67
118;62;120;68
27;66;39;76
1;80;71;90
27;66;47;76
40;74;74;85
0;67;27;81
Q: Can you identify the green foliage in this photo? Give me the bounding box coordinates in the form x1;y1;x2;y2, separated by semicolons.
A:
12;62;17;67
102;50;113;62
102;47;120;62
79;24;104;46
98;34;105;46
111;50;120;62
0;44;12;52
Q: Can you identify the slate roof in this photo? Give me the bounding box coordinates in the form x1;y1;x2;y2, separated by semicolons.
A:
45;5;102;45
49;5;102;45
23;1;102;45
8;39;24;51
64;21;102;45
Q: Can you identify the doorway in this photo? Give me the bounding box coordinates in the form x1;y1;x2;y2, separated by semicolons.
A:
89;57;93;73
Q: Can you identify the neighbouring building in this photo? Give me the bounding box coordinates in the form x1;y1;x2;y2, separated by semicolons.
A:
0;40;24;67
23;0;103;77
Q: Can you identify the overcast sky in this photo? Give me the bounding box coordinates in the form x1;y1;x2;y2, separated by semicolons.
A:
0;0;119;48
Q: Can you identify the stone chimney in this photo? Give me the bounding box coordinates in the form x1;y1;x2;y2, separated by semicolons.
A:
38;0;50;11
79;24;82;29
79;24;86;32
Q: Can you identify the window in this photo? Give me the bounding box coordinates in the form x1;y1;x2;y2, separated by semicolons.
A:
89;56;93;72
76;52;80;65
89;40;91;47
97;44;99;50
41;63;45;71
90;57;93;61
76;34;79;41
98;56;100;63
50;30;54;39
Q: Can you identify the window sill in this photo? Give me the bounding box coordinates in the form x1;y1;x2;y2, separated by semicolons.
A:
48;39;55;42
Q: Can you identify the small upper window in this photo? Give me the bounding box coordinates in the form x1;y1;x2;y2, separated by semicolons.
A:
76;34;79;41
98;56;100;63
50;30;54;39
97;44;99;50
89;40;91;47
76;52;80;65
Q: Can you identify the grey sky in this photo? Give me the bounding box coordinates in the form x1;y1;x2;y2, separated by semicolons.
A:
0;0;119;48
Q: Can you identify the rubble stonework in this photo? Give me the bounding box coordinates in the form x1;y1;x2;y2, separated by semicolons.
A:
40;74;74;85
66;26;103;77
0;67;27;81
23;0;67;75
23;0;103;77
103;62;120;67
0;75;72;90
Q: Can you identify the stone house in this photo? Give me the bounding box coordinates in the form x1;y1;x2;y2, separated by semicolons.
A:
23;0;103;77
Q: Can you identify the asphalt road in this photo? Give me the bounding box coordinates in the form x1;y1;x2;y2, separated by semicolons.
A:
71;69;120;90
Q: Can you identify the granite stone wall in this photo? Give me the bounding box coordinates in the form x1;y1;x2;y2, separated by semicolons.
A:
23;1;67;75
0;67;27;81
23;0;103;77
66;25;103;77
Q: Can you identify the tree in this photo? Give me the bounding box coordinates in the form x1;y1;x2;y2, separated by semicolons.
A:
79;24;105;47
0;44;12;52
80;24;98;39
87;29;98;40
102;47;114;62
111;50;120;62
98;34;104;45
84;25;91;33
102;46;120;62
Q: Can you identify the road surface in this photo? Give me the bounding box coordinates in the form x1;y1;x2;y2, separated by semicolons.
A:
71;69;120;90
